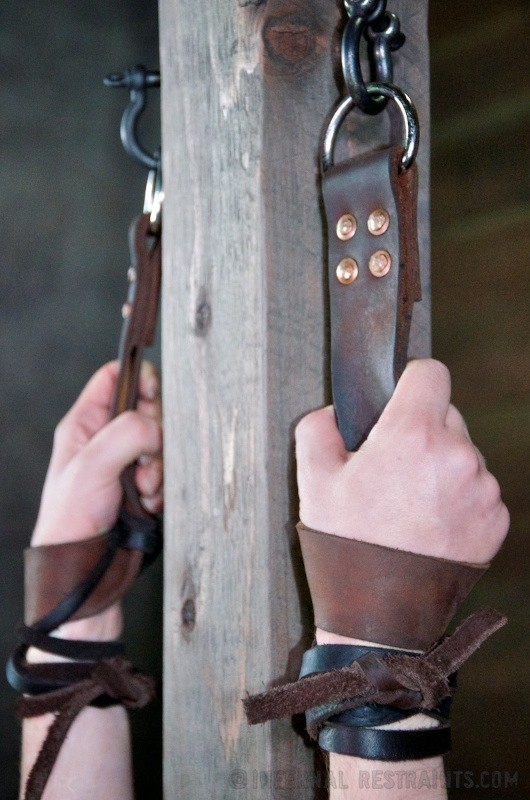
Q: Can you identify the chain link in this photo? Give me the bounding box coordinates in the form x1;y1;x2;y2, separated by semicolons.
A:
342;0;405;116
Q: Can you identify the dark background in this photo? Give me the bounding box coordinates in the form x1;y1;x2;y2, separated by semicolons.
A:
0;2;528;799
0;1;162;798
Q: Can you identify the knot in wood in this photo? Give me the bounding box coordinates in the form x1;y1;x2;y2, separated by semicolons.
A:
262;11;323;75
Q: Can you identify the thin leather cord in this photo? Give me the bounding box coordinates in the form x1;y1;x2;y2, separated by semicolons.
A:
17;656;155;800
244;608;506;735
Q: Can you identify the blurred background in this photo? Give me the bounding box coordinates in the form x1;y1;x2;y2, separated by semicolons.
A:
430;3;529;798
0;1;162;797
0;1;527;799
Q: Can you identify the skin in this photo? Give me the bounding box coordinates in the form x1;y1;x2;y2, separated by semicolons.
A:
20;358;509;800
21;361;163;800
295;359;509;800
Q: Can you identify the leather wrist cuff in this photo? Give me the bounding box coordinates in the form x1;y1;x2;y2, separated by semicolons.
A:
24;508;161;627
297;523;488;650
7;508;161;699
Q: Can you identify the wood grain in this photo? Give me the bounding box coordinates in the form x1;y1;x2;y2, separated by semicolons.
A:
159;2;430;797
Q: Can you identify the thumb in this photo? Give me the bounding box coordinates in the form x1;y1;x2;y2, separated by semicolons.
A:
78;410;162;484
296;405;348;472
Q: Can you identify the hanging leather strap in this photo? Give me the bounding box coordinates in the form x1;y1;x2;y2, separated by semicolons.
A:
323;146;421;451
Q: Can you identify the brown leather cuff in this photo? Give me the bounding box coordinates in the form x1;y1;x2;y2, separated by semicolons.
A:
24;533;142;626
297;523;488;650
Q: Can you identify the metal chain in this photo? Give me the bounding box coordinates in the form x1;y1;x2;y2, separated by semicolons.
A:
342;0;405;116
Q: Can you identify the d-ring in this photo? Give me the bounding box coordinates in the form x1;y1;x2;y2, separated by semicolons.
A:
143;160;163;235
321;82;419;173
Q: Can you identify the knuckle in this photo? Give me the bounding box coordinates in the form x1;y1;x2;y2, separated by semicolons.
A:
482;471;503;509
450;443;480;480
498;502;511;537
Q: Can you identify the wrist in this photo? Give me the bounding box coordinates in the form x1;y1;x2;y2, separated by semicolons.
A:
26;604;123;664
53;603;123;641
315;627;420;651
314;628;437;733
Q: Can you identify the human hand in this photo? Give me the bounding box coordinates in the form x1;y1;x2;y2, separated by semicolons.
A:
32;360;163;548
295;359;508;567
29;361;163;641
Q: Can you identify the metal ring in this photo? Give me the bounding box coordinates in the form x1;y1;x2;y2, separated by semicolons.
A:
143;160;163;234
321;82;419;173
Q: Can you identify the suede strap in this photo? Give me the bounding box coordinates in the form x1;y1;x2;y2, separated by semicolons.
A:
244;608;506;761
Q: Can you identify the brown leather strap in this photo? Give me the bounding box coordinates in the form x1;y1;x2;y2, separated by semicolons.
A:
111;212;162;521
24;533;142;626
244;607;506;743
297;523;488;650
323;146;421;451
17;656;155;800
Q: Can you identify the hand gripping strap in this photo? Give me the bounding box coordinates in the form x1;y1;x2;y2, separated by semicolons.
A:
297;523;488;650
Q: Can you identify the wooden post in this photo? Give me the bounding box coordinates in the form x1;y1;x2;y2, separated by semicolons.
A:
159;2;430;797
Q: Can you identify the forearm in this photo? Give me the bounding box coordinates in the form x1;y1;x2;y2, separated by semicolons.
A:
22;707;133;800
20;607;134;800
328;751;445;800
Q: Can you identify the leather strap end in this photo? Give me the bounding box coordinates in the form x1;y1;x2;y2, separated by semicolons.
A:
297;523;488;650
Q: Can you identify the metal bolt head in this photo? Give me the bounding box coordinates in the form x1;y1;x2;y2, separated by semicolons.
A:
121;302;132;319
336;258;359;284
336;214;357;241
367;209;390;236
127;267;137;283
369;250;392;277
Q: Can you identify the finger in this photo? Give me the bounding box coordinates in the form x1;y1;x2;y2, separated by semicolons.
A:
377;359;451;431
137;394;162;422
139;361;160;402
66;361;119;424
141;491;164;515
51;362;120;468
79;410;162;484
135;457;163;498
295;406;349;472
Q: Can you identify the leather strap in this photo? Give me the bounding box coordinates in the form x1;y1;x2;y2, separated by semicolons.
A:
301;644;420;732
244;608;505;763
318;721;451;761
111;213;162;522
24;510;161;626
323;146;421;451
297;523;488;650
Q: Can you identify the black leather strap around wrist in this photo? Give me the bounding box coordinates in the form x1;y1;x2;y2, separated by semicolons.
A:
319;719;451;761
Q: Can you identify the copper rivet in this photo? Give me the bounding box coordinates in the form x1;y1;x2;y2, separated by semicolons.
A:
336;214;357;241
127;267;137;282
121;302;132;318
336;258;359;285
369;250;392;277
367;209;390;236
